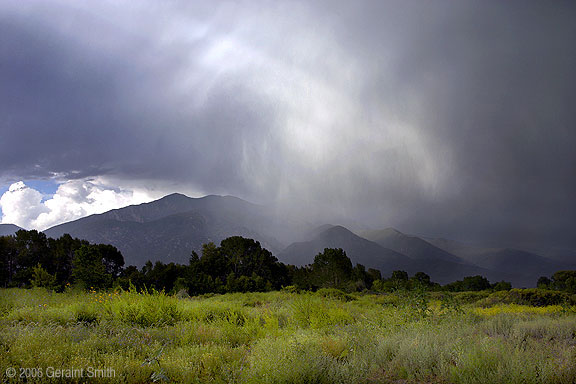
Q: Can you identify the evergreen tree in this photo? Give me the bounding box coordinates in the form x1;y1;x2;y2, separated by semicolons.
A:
311;248;353;289
72;245;112;289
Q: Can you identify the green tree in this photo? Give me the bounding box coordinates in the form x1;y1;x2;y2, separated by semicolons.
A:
96;244;124;278
0;236;17;287
290;265;314;290
48;234;88;288
311;248;353;289
367;268;382;282
72;245;112;289
219;236;287;286
371;279;385;292
12;230;50;286
118;265;145;290
386;270;410;291
411;272;432;289
30;263;58;290
551;271;576;293
391;270;409;281
199;242;228;282
537;276;551;289
492;281;512;291
350;263;371;291
190;237;289;293
140;261;186;293
461;275;491;291
185;251;214;295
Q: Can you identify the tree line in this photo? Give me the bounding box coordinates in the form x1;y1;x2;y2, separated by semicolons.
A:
1;230;575;294
0;230;123;290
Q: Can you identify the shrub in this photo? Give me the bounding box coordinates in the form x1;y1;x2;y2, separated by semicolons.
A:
281;285;299;293
316;288;356;302
74;304;99;324
104;290;182;326
290;294;353;329
30;264;58;290
452;291;491;304
477;289;576;307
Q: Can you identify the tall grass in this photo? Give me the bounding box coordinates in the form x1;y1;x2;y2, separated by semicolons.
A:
0;288;575;383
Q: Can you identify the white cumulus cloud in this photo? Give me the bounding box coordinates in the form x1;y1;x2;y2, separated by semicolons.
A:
0;180;153;230
0;181;49;228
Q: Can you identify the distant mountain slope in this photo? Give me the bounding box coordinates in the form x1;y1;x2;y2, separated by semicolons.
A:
468;248;566;280
540;249;576;268
279;225;410;271
44;193;291;266
423;237;482;258
359;228;465;264
281;225;519;285
407;258;507;286
0;224;21;236
426;237;570;287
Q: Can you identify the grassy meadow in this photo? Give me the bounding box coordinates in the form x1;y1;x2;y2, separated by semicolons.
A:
0;287;575;383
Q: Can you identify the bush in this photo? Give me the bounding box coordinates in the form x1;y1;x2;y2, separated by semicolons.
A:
290;294;353;329
315;288;356;302
281;285;299;293
477;289;576;307
74;304;99;324
105;290;182;326
30;264;58;291
452;291;491;304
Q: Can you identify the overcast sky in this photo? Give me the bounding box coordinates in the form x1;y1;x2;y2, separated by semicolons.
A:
1;0;575;249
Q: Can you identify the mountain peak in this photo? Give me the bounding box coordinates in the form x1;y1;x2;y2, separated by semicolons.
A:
279;223;409;268
44;192;284;266
319;225;357;239
356;227;405;241
359;227;466;265
324;224;349;232
158;192;192;201
306;224;335;239
164;192;190;198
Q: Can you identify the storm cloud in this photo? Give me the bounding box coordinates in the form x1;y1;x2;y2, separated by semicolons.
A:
1;0;575;248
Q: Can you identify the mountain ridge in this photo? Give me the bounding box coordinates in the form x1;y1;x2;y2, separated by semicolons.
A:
34;192;574;287
279;225;411;271
44;193;285;266
281;225;517;284
358;228;466;264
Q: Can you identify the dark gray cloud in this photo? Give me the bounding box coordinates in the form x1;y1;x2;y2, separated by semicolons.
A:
1;0;575;248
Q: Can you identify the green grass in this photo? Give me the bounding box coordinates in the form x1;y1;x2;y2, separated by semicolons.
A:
0;288;575;383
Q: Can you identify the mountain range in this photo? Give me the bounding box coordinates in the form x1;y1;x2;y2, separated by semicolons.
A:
2;193;572;287
279;225;529;285
0;224;22;237
44;193;297;265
